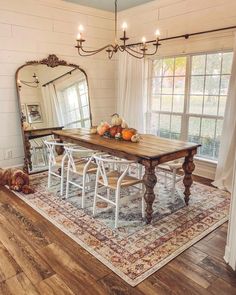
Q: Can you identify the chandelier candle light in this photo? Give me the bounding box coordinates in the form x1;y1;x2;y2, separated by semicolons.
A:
75;0;161;59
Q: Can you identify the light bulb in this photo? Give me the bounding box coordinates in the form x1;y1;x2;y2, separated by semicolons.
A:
155;29;160;37
122;22;128;31
142;37;146;44
78;24;84;32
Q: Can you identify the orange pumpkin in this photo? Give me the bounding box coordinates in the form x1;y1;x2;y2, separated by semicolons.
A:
97;122;110;136
121;128;137;141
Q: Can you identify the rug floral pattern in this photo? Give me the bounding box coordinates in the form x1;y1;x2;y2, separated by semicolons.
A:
14;172;230;286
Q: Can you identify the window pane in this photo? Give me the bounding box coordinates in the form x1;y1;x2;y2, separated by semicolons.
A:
153;60;163;76
171;115;181;139
201;118;216;138
152;78;162;94
188;117;201;143
190;76;204;95
218;96;227;116
189;96;203;114
200;137;214;159
83;106;89;118
205;76;220;95
150;113;159;134
162;58;174;76
220;75;230;95
222;52;233;74
152;95;161;111
203;96;218;116
161;95;172;112
159;114;170;138
162;77;173;94
174;77;185;94
174;57;187;76
81;94;88;106
206;53;222;75
191;55;206;75
173;95;184;113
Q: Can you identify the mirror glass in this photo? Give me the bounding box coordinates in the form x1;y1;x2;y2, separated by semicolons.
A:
16;61;91;173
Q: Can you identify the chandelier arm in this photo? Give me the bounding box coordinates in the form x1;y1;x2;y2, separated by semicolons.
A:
124;47;145;59
142;45;159;56
118;46;125;52
76;44;116;57
125;46;146;55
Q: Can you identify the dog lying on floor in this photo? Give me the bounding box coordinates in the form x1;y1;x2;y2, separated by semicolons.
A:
0;168;34;194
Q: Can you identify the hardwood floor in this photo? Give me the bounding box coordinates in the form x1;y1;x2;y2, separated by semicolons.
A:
0;176;235;295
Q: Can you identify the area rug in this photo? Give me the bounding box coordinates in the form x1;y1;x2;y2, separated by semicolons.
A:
12;172;230;286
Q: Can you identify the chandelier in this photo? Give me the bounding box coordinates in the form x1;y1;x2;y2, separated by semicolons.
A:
75;0;161;59
18;73;40;89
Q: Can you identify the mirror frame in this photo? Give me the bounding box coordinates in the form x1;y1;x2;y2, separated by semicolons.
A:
15;54;93;174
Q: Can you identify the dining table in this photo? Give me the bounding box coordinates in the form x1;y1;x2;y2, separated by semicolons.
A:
53;128;201;224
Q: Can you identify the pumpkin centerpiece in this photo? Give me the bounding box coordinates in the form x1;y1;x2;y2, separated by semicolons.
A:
122;128;137;141
97;122;110;136
96;114;141;143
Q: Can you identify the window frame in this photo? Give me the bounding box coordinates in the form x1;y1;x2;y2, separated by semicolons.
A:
148;49;233;163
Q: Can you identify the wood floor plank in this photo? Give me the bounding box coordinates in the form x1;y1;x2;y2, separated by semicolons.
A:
38;243;111;295
207;278;236;295
0;214;55;285
168;255;217;289
0;272;40;295
179;246;208;264
36;274;75;295
99;273;145;295
36;220;111;280
153;264;211;295
137;274;176;295
0;202;50;251
198;256;236;287
0;242;22;283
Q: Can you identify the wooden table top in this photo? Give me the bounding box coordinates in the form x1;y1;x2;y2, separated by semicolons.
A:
53;129;201;163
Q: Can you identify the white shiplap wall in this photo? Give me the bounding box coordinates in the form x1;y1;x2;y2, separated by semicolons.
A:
118;0;236;179
0;0;116;167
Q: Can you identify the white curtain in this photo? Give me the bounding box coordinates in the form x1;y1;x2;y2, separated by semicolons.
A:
41;84;64;127
117;51;146;132
213;35;236;192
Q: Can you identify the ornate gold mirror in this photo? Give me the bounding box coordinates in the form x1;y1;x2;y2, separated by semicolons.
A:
16;54;92;174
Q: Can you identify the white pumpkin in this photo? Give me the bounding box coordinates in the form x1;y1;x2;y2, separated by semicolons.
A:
111;113;123;126
131;134;140;143
121;120;128;129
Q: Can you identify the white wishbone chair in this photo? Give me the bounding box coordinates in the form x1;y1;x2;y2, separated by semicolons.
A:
93;154;145;229
157;160;183;198
65;146;97;208
44;139;69;195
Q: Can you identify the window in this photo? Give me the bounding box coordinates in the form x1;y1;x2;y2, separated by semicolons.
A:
148;52;233;161
59;80;90;128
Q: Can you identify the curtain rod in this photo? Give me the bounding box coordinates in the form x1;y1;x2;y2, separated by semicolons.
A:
127;25;236;47
42;68;77;87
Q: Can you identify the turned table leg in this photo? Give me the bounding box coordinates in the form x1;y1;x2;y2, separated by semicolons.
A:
143;166;157;224
182;153;196;205
24;134;32;173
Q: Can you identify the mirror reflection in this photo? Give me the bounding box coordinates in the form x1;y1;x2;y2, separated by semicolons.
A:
17;61;91;173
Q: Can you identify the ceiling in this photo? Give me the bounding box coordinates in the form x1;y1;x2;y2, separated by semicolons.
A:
64;0;155;12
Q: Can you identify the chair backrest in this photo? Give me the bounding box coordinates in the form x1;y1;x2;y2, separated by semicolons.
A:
93;154;135;187
44;139;66;166
64;146;95;172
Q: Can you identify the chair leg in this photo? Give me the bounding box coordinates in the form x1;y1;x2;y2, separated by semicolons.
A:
115;188;120;229
82;173;87;209
66;169;70;199
60;168;64;196
93;182;99;216
48;167;52;188
141;183;145;218
164;171;167;188
171;169;177;198
107;188;110;200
